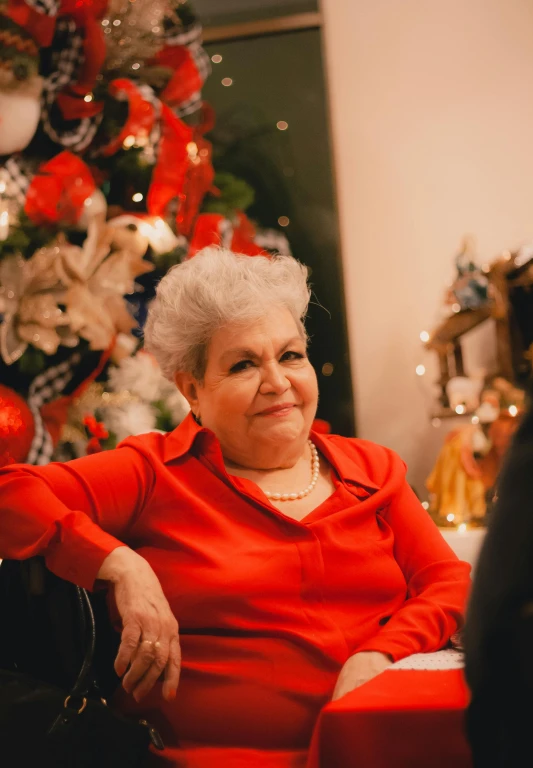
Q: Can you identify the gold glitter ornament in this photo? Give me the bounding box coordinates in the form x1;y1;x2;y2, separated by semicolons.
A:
102;0;170;77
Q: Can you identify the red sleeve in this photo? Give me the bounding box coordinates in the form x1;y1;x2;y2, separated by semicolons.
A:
356;454;471;661
0;444;155;590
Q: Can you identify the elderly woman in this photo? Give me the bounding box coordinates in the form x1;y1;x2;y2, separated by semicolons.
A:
0;248;470;767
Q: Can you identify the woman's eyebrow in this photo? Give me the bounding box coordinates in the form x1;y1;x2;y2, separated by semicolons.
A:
220;347;259;363
220;337;304;365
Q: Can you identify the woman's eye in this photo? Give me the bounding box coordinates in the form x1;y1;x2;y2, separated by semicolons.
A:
229;360;254;374
280;351;304;362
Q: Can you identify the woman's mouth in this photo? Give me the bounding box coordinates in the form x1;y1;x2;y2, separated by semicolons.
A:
258;403;296;417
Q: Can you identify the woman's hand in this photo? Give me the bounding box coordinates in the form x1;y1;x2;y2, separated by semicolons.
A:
332;651;392;701
97;546;181;702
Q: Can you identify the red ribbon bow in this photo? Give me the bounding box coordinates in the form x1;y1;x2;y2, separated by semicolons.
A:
100;79;156;157
188;211;267;258
230;211;267;257
188;213;227;257
146;103;193;221
24;151;96;226
5;0;58;47
174;103;216;239
55;0;108;120
151;45;203;109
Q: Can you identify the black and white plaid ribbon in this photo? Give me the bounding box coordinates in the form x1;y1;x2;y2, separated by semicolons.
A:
1;156;34;207
164;18;203;48
40;19;103;152
137;83;162;163
26;351;81;465
174;41;210;118
26;0;60;16
163;19;211;118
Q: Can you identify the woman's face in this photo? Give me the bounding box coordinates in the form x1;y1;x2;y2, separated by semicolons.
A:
179;306;318;468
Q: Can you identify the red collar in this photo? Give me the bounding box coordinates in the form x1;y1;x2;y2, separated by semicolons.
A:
162;413;379;492
162;412;209;463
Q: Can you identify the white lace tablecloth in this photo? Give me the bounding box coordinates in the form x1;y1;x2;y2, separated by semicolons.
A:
390;648;464;670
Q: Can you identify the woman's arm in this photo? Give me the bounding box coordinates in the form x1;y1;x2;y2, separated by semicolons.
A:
0;443;181;701
97;546;181;702
355;473;471;661
0;444;154;589
332;462;470;699
332;463;470;699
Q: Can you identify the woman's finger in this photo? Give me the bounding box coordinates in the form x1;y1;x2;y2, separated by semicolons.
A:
115;622;141;678
122;637;159;693
131;639;169;702
162;635;182;701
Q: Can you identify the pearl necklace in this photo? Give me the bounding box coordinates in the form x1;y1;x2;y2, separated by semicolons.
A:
264;440;320;502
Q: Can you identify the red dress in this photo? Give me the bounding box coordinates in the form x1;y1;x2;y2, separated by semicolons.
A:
0;414;470;767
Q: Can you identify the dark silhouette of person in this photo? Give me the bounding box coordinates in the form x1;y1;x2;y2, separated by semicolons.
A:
464;388;533;767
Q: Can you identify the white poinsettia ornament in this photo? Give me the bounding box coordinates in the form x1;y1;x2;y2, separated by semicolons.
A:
103;349;190;439
59;350;190;458
107;349;166;402
104;401;158;443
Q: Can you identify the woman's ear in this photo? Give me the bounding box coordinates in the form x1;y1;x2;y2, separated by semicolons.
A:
174;372;200;413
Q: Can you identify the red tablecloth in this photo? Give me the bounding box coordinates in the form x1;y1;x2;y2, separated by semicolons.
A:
307;668;472;768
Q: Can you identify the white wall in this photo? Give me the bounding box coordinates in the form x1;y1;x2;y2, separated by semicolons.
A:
321;0;533;492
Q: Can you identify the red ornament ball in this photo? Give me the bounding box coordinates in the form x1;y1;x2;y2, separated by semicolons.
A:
0;385;35;468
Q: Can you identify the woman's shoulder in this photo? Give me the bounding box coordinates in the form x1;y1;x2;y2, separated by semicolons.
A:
116;430;173;464
316;433;407;487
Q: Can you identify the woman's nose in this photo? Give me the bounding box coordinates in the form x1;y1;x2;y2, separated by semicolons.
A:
259;363;290;395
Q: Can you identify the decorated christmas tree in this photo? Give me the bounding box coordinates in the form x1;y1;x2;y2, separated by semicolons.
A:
0;0;289;466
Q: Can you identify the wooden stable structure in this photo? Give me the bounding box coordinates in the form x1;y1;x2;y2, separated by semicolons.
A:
425;254;533;413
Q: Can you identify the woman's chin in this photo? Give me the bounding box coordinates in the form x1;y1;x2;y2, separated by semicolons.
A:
255;417;307;443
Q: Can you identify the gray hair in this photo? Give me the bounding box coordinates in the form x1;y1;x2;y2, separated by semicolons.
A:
144;247;311;380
